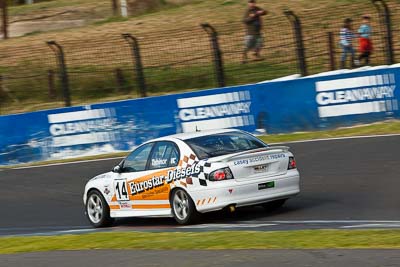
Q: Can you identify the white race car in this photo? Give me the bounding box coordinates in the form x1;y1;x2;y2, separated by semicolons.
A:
83;129;300;227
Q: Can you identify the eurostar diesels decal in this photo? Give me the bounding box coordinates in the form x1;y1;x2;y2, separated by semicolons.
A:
129;164;202;196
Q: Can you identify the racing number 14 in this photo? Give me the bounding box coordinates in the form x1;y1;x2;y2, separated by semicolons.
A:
115;180;129;201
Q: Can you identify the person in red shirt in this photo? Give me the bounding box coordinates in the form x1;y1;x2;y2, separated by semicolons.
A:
357;15;373;66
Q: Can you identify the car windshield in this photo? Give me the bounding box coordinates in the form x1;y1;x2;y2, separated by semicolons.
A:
185;132;267;160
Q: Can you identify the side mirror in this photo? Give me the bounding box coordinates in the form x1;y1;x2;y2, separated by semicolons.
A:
112;165;122;173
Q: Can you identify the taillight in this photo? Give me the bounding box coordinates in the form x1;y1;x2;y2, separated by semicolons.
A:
288;157;297;170
209;168;234;181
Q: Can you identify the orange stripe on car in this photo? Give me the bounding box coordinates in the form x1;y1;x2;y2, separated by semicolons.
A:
132;204;170;209
109;205;120;210
133;193;170;201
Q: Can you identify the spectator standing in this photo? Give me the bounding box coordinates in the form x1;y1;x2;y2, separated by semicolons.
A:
340;18;358;69
243;0;267;64
357;15;373;66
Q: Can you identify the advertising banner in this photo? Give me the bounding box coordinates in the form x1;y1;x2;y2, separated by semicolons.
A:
1;67;399;165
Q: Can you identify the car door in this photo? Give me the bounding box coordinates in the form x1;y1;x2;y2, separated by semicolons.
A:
115;141;180;211
112;143;154;209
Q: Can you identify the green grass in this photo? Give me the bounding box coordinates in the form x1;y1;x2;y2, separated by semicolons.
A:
260;120;400;144
0;152;128;169
1;230;400;254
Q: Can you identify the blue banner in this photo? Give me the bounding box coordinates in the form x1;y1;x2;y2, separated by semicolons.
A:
1;67;399;165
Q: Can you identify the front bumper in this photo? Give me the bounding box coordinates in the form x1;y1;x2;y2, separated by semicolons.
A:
191;170;300;213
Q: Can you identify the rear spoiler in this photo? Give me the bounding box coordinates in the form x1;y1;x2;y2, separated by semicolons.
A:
211;146;290;163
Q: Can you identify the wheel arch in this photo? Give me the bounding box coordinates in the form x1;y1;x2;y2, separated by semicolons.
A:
85;187;108;206
169;186;198;212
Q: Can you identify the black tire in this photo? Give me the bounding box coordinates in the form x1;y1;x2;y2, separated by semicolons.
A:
170;189;199;225
86;190;114;228
262;198;288;211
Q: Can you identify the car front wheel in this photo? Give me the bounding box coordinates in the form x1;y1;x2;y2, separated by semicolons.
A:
171;189;198;225
86;190;114;228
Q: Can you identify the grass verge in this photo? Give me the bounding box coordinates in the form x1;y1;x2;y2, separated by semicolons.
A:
260;120;400;144
1;230;400;254
0;152;128;169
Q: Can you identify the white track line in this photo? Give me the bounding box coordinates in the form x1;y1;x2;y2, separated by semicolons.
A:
6;228;98;237
341;224;400;229
180;223;277;229
260;220;400;224
3;220;400;236
183;220;400;228
8;133;400;170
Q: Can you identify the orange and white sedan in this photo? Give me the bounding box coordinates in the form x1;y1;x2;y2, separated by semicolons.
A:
83;129;300;227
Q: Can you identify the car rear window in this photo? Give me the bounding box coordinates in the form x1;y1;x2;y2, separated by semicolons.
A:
185;132;267;159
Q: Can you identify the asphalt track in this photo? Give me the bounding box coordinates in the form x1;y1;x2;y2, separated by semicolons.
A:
1;135;400;236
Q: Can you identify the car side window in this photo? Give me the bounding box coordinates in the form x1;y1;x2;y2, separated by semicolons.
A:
149;142;180;170
122;143;154;173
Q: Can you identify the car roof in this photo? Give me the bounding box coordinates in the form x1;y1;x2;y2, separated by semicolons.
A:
153;129;242;142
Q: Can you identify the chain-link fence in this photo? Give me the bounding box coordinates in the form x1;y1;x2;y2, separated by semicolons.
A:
0;41;58;113
299;1;388;72
0;0;399;115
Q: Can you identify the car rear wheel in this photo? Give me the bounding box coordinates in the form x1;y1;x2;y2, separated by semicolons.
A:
171;189;198;225
86;190;114;228
262;198;288;211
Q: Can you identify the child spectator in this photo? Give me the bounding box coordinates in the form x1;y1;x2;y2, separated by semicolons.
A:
358;15;373;65
340;18;358;69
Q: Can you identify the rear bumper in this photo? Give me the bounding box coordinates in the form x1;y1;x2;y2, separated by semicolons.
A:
191;170;300;213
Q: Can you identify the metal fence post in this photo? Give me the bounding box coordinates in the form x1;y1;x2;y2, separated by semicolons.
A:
372;0;394;65
284;10;308;76
327;32;336;71
47;41;71;107
1;0;8;39
115;68;127;92
122;33;147;98
201;23;225;88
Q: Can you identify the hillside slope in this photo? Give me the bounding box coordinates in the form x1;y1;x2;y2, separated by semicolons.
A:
0;0;399;115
